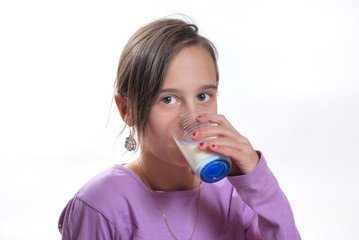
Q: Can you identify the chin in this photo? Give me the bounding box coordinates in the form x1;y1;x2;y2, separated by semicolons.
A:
169;150;190;168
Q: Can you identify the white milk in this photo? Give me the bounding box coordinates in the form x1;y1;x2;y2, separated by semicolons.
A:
178;143;214;170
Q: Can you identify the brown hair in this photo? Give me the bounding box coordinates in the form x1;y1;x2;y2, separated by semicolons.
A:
114;17;218;146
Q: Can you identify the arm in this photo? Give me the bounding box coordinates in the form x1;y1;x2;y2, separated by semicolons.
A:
193;113;300;239
228;153;301;240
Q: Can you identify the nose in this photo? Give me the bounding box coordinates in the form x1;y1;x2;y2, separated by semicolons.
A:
176;103;197;130
175;111;201;137
180;104;200;117
184;103;196;114
181;100;207;115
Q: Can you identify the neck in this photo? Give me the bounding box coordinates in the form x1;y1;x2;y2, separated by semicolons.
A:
130;151;200;191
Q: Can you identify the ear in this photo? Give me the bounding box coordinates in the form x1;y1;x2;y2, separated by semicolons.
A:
115;94;134;127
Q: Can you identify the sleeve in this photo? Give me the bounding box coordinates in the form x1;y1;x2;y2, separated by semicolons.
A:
58;196;119;240
227;152;301;240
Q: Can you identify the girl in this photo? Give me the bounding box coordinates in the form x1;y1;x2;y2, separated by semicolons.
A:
59;18;300;239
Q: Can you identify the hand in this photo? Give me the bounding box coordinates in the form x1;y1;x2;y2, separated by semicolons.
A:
192;113;259;175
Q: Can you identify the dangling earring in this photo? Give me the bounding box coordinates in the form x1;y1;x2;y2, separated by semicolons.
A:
125;127;136;151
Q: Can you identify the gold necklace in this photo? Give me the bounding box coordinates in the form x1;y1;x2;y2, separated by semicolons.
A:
136;161;201;240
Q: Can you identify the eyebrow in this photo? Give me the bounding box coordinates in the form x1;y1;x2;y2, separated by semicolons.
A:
159;84;218;94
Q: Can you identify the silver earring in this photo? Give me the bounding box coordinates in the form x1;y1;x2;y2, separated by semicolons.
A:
125;128;136;151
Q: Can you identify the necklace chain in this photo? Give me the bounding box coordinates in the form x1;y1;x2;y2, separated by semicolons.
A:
136;161;201;240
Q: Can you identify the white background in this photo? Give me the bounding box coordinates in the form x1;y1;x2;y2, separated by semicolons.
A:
0;0;358;239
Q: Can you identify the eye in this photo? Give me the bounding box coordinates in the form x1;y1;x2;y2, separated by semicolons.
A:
196;93;211;102
161;96;177;105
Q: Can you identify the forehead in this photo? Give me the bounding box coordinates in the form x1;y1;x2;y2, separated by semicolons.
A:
162;45;217;89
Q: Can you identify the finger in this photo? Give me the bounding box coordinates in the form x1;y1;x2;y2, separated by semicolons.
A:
196;113;235;130
192;124;232;140
198;139;259;174
198;136;252;154
192;125;248;145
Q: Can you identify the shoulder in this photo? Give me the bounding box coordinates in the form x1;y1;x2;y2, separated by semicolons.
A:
77;164;144;200
59;165;143;236
74;164;145;222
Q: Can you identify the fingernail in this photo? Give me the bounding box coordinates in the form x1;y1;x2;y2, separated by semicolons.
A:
211;144;216;148
197;115;202;119
192;132;197;137
199;142;204;147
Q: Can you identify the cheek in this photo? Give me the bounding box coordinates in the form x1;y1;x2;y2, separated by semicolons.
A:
146;117;173;142
145;122;180;155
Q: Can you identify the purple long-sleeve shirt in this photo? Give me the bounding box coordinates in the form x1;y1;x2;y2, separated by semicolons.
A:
59;153;300;239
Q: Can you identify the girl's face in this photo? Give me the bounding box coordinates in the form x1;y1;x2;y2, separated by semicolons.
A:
142;45;218;167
